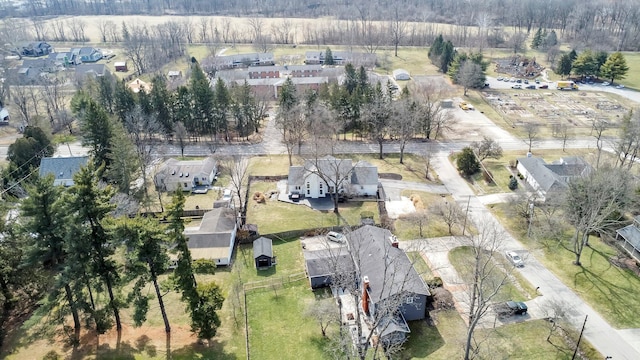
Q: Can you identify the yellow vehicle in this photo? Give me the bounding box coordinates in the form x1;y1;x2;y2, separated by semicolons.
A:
459;102;474;110
557;81;579;90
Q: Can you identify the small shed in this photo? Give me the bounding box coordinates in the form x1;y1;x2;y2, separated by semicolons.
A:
253;237;275;269
114;61;127;72
168;70;183;80
616;216;640;262
393;69;410;81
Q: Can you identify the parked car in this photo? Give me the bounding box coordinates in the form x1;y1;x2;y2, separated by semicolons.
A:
497;76;504;81
511;84;522;89
516;79;522;83
538;84;549;89
510;77;516;82
602;81;611;86
327;231;346;244
459;102;471;110
222;189;232;201
526;85;536;89
524;79;529;84
505;251;524;267
535;79;541;84
506;301;528;315
616;84;625;89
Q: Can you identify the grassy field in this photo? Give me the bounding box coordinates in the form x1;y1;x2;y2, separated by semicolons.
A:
394;191;464;240
491;203;640;328
246;181;379;234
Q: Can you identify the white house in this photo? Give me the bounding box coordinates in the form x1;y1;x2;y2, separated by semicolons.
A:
516;156;591;201
155;157;217;192
287;156;378;199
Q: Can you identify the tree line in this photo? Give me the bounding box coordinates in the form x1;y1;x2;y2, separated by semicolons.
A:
555;49;629;83
275;62;456;166
6;0;640;51
0;169;223;347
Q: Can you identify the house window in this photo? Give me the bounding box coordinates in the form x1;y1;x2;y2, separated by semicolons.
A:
320;189;323;195
183;183;188;187
319;183;323;189
306;183;310;189
406;296;414;304
307;189;310;195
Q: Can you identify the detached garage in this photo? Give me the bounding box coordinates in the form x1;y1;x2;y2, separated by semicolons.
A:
393;69;410;81
253;237;276;269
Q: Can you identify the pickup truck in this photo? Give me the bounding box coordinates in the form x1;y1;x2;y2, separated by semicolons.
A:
494;300;528;317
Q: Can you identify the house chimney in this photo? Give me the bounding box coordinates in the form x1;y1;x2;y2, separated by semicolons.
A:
362;276;370;315
390;235;399;248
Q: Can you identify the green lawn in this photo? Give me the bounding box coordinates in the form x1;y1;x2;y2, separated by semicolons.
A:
491;203;640;328
407;252;434;281
247;181;379;234
449;246;530;302
394;191;464;240
471;159;514;194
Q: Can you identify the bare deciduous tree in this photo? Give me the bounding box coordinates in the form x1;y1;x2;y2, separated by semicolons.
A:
222;156;250;224
523;122;540;153
305;297;339;337
430;199;465;235
471;136;503;161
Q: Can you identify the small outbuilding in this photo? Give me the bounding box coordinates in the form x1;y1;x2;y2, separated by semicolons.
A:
393;68;410;81
253;237;276;269
114;61;127;72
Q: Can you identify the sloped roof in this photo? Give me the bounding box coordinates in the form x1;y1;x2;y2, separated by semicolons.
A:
306;156;353;178
197;207;237;233
347;226;430;303
75;63;108;77
518;156;591;193
39;156;89;186
248;65;283;72
157;157;217;181
253;237;273;258
393;69;410;77
351;160;378;186
304;247;354;278
288;166;305;187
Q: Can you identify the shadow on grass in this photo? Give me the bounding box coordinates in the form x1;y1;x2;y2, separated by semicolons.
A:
402;319;445;358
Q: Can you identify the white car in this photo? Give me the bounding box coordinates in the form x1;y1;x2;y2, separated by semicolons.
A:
616;84;625;89
505;251;524;267
327;231;345;244
602;81;611;86
222;189;232;201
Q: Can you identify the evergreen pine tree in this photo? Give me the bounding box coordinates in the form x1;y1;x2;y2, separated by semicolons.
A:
324;47;334;65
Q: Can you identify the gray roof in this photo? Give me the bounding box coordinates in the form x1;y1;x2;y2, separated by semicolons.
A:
308;156;353;178
0;107;8;121
393;69;410;76
253;237;273;258
186;232;233;249
617;224;640;251
286;65;323;72
351;161;378;186
304;248;354;278
157;157;217;181
288;166;305;187
248;65;283;72
39;156;89;186
198;207;237;233
347;226;430;303
518;156;591;193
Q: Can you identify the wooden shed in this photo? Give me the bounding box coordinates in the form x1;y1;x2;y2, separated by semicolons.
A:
253;237;276;269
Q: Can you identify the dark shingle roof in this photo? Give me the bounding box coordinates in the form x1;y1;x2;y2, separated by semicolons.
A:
39;156;89;186
253;237;273;258
304;248;354;278
351;160;378;186
347;226;430;303
288;166;305;187
198;207;237;233
518;156;592;193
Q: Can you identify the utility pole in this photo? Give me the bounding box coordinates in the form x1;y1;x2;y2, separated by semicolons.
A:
462;195;471;236
572;315;588;360
527;200;535;237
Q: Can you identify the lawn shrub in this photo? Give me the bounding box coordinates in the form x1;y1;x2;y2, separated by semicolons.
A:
193;259;217;274
410;194;425;209
508;175;518;190
253;191;266;203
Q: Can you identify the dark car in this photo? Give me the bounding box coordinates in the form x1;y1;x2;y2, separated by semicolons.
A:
526;85;536;89
506;301;528;315
538;84;549;89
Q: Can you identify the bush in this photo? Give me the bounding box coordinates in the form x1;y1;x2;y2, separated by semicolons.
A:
427;277;443;288
253;191;266;203
456;147;480;176
410;194;424;209
193;259;217;274
508;176;518;190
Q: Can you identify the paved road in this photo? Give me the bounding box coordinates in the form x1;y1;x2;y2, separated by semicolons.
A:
421;150;640;359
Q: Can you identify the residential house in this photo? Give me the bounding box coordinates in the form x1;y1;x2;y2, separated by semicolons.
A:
348;226;430;345
210;53;275;70
305;51;377;67
275;77;328;97
516;156;592;201
114;61;128;72
616;216;640;262
285;64;323;78
253;237;276;269
21;42;52;57
128;78;152;93
154;157;217;192
47;52;70;67
182;208;238;266
75;64;109;80
287;156;378;199
39;156;89;186
69;47;103;64
393;69;410;80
